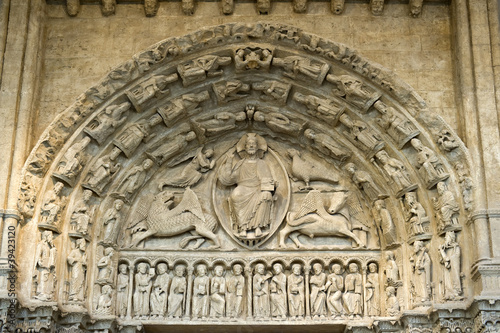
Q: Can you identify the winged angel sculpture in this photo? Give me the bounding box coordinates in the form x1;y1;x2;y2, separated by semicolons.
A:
125;188;220;249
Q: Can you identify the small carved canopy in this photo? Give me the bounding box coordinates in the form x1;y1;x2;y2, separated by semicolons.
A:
17;23;473;316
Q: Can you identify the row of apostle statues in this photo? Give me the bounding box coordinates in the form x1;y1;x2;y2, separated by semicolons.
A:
109;260;403;320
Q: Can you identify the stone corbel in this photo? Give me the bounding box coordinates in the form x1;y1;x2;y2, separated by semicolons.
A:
409;0;424;18
100;0;116;16
144;0;160;17
66;0;81;17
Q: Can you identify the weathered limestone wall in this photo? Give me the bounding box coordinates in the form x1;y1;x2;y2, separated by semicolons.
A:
38;2;455;147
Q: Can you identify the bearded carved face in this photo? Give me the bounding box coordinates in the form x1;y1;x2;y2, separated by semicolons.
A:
371;0;384;15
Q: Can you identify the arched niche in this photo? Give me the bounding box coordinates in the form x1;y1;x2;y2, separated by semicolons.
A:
16;23;475;331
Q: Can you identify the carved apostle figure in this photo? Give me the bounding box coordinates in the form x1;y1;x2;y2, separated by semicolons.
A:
288;264;305;319
157;91;210;126
83;151;121;194
270;263;287;319
160;147;215;188
253;263;272;319
84;102;129;145
386;286;400;316
55;136;91;184
226;264;245;319
343;263;363;318
70;189;94;234
218;133;275;238
177;55;232;86
325;264;344;317
102;199;124;245
134;263;154;318
39;182;65;228
374;101;418;148
340;114;384;154
293;92;344;126
67;238;87;302
147;131;197;166
384;251;401;289
375;150;415;195
410;138;448;188
33;230;57;301
345;163;387;202
210;265;226;318
432;182;460;231
365;263;380;316
150;263;170;318
193;111;247;138
310;263;327;318
439;231;463;301
97;247;114;284
113;115;162;158
116;264;129;318
167;265;187;318
304;128;350;162
404;192;428;236
410;241;432;304
373;199;397;247
192;264;210;319
96;284;113;315
112;159;153;203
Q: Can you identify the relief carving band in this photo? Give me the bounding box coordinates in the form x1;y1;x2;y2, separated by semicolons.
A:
215;133;290;248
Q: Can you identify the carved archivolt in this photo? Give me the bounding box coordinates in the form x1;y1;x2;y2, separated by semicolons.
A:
17;23;474;330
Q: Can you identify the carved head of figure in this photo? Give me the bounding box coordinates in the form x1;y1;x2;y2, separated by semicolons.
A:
370;0;384;15
211;265;222;277
374;199;386;211
119;264;128;274
233;264;243;276
82;189;93;202
137;263;148;274
386;286;396;297
142;159;154;170
236;133;267;159
185;131;197;143
331;263;342;275
385;251;395;262
304;128;316;140
375;150;389;164
76;238;86;251
436;181;447;195
41;230;52;242
204;149;214;159
348;263;359;273
410;138;424;151
413;240;424;253
157;263;168;275
114;199;124;211
102;284;113;296
104;247;114;257
54;182;65;195
196;264;207;276
255;263;266;275
368;263;378;273
313;263;323;275
273;263;283;275
331;0;345;15
175;265;186;277
444;231;456;246
292;264;302;275
344;162;357;175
